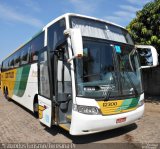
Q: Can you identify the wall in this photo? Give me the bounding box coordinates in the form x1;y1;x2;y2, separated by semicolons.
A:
142;66;160;96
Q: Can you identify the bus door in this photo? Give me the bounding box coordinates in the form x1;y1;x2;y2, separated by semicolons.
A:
55;44;72;126
38;47;52;127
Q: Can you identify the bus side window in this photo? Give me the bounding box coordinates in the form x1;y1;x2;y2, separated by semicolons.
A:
7;59;11;70
10;58;14;69
3;60;8;71
1;62;3;72
47;19;66;51
30;32;44;63
21;45;30;65
14;52;21;68
2;61;4;72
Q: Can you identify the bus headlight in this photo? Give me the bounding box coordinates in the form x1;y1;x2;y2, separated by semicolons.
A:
73;104;100;115
138;99;144;107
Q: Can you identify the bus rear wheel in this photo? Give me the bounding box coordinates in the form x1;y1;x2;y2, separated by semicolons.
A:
4;87;10;100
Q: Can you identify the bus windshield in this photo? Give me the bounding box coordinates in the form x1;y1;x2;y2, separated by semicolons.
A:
70;16;134;45
75;38;142;99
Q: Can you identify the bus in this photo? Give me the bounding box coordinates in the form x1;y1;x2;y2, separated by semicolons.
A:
0;13;158;135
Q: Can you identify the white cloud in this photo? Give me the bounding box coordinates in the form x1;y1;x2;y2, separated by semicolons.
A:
126;0;153;6
68;0;97;14
104;0;151;26
105;13;133;25
0;3;43;28
114;11;135;18
119;5;140;12
105;16;122;23
23;0;41;12
104;9;136;26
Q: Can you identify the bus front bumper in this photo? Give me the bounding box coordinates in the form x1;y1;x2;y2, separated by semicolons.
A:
70;105;144;135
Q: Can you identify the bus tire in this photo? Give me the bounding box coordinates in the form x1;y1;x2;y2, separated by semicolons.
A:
4;87;8;99
34;103;39;118
33;95;39;118
4;87;9;100
3;86;5;96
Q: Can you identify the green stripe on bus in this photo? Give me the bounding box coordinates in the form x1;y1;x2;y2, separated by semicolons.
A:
14;65;31;97
116;98;139;112
127;98;139;108
14;68;23;96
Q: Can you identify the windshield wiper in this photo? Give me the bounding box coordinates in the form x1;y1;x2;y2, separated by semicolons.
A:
129;48;136;71
104;90;112;101
124;71;138;96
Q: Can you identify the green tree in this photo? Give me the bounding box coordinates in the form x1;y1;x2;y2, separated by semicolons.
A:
127;0;160;57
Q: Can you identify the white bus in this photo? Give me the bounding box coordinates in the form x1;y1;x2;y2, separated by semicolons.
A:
0;13;158;135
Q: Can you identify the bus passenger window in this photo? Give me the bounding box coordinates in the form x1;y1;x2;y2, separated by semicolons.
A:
10;59;14;69
47;19;66;51
14;54;20;68
30;47;38;62
21;45;30;65
30;32;44;62
7;59;11;69
13;52;20;67
3;60;8;71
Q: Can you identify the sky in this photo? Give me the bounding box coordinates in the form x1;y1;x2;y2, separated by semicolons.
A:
0;0;153;62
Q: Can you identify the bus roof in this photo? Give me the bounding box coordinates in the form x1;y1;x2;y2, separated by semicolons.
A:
43;13;126;30
2;13;127;63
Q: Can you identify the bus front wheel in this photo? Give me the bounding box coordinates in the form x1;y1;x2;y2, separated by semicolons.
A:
34;102;39;118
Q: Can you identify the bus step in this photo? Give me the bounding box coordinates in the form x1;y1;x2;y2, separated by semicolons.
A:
66;115;72;122
59;123;70;132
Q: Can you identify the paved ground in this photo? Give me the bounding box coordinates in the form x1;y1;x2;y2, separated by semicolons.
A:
0;91;160;147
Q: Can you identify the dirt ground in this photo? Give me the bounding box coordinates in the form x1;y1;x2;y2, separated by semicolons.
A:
0;91;159;148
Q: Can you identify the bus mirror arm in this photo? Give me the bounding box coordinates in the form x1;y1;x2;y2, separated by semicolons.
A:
64;28;83;62
67;55;83;63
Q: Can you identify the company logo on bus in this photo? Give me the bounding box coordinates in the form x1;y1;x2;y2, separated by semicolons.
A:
103;102;117;107
5;72;14;78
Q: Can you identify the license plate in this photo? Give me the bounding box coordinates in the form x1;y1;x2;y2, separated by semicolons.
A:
116;117;126;123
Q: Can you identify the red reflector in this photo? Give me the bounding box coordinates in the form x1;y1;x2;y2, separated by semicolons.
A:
116;117;126;123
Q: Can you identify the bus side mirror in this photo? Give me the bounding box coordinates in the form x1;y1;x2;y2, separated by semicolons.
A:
64;28;83;63
135;45;158;68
